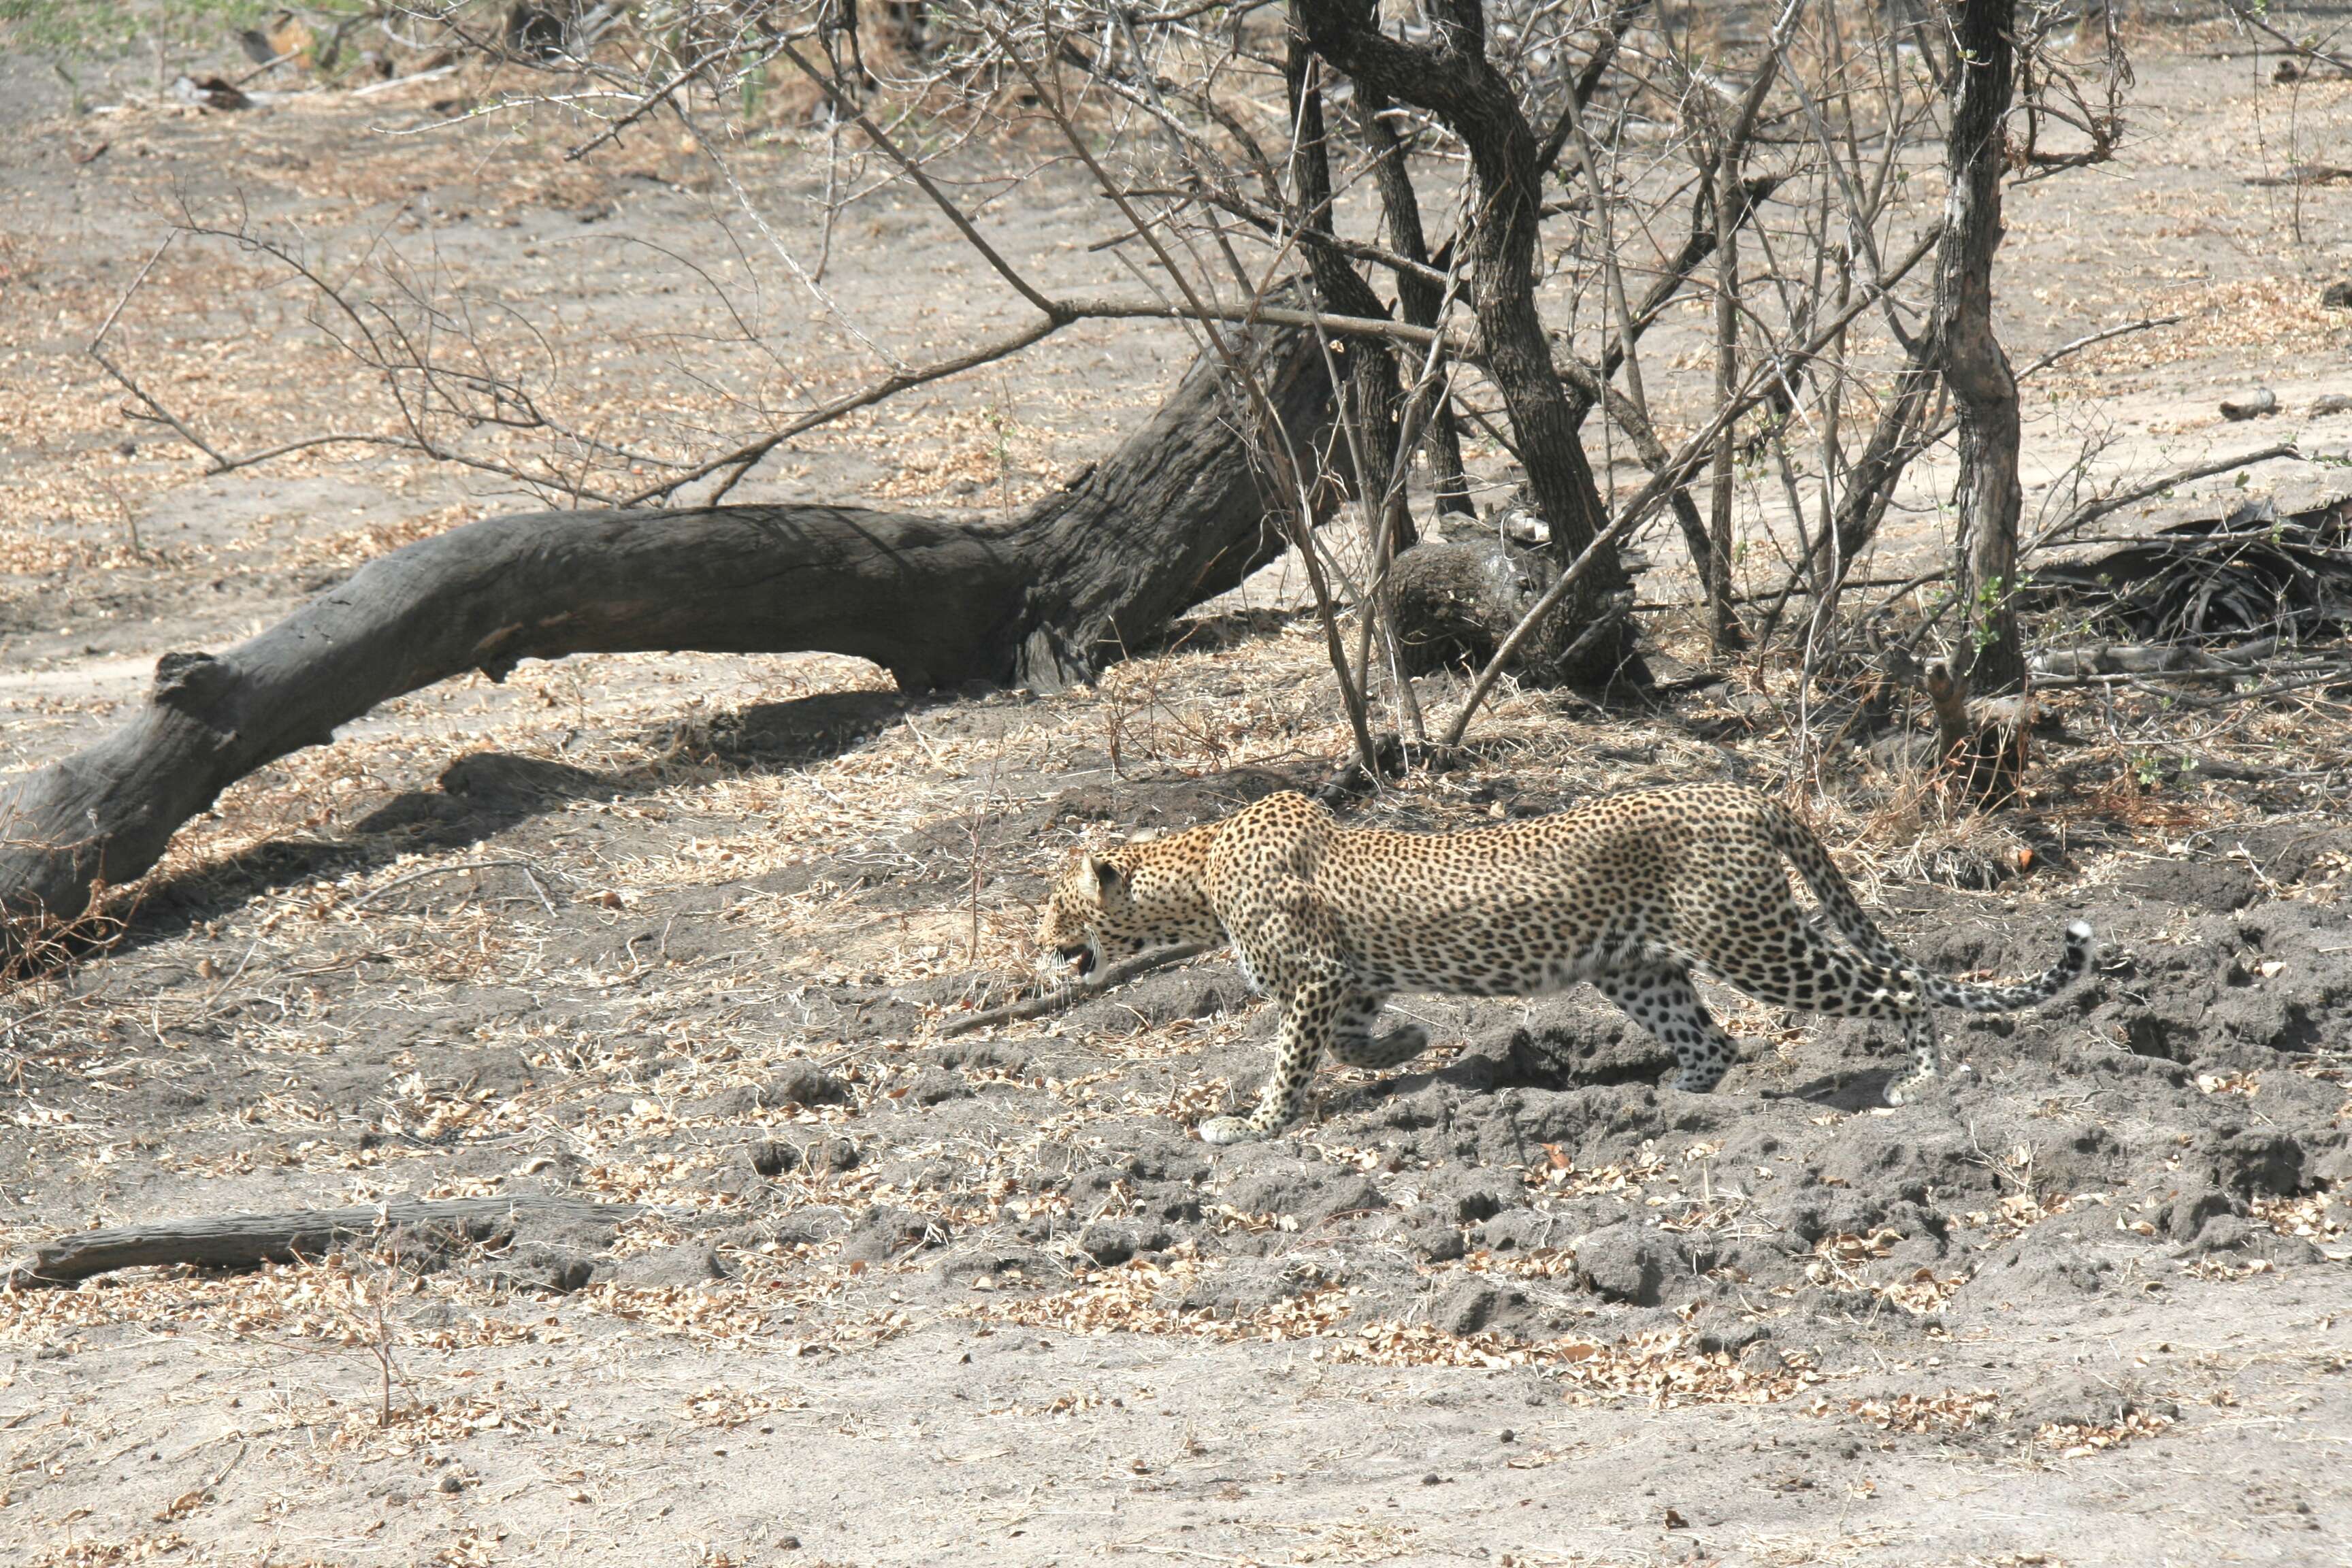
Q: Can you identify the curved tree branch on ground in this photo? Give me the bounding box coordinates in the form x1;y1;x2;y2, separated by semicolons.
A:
7;1196;646;1289
0;323;1336;930
1841;439;2313;633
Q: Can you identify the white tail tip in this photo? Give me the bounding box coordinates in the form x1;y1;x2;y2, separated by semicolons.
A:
2065;920;2094;943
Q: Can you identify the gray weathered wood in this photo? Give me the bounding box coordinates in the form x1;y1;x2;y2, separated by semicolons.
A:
8;1195;645;1287
0;319;1334;928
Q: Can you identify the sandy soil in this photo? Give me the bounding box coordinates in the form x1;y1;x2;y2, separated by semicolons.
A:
3;15;2351;1568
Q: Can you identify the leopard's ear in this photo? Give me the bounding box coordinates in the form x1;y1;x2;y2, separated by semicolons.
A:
1083;853;1125;900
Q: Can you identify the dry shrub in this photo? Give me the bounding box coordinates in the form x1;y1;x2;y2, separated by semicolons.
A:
1;881;136;996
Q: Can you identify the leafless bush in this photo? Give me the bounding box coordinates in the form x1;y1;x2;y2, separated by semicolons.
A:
95;1;2168;777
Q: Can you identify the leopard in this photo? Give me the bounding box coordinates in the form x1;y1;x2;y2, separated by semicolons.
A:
1037;783;2095;1145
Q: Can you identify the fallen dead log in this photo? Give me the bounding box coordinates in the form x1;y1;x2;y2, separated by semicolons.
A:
2028;494;2352;647
2030;639;2289;678
0;318;1335;930
6;1194;645;1288
936;942;1214;1038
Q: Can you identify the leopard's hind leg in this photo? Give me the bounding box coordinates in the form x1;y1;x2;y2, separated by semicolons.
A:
1596;963;1743;1093
1703;924;1938;1104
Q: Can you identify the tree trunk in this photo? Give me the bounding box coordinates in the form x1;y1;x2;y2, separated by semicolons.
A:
1934;0;2027;796
0;322;1335;928
1294;0;1635;688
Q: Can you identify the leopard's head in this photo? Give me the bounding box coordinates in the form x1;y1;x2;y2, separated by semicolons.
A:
1037;828;1221;976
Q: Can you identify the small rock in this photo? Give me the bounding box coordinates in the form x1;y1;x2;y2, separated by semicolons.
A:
1402;1219;1467;1262
2311;393;2352;417
615;1243;728;1288
749;1139;800;1177
1739;1341;1790;1376
817;1136;861;1173
2206;1130;2304;1197
764;1066;851;1108
1431;1279;1526;1335
2165;1184;2234;1241
437;1472;463;1494
2322;280;2352;309
2184;1213;2257;1254
1575;1224;1686;1307
1077;1220;1171;1266
902;1066;973;1106
2220;388;2278;421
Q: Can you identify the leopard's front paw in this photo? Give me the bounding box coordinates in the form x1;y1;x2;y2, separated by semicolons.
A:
1198;1115;1267;1146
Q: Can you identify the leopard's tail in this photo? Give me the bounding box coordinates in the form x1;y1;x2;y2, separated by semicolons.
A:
1761;800;2096;1013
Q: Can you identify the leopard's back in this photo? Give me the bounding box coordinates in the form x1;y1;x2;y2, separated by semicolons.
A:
1208;783;1791;996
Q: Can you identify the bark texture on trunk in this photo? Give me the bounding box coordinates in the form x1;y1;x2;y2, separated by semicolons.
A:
0;324;1334;927
1925;0;2029;800
1937;0;2026;698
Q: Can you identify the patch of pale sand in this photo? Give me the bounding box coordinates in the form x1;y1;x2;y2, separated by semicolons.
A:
0;1267;2342;1565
